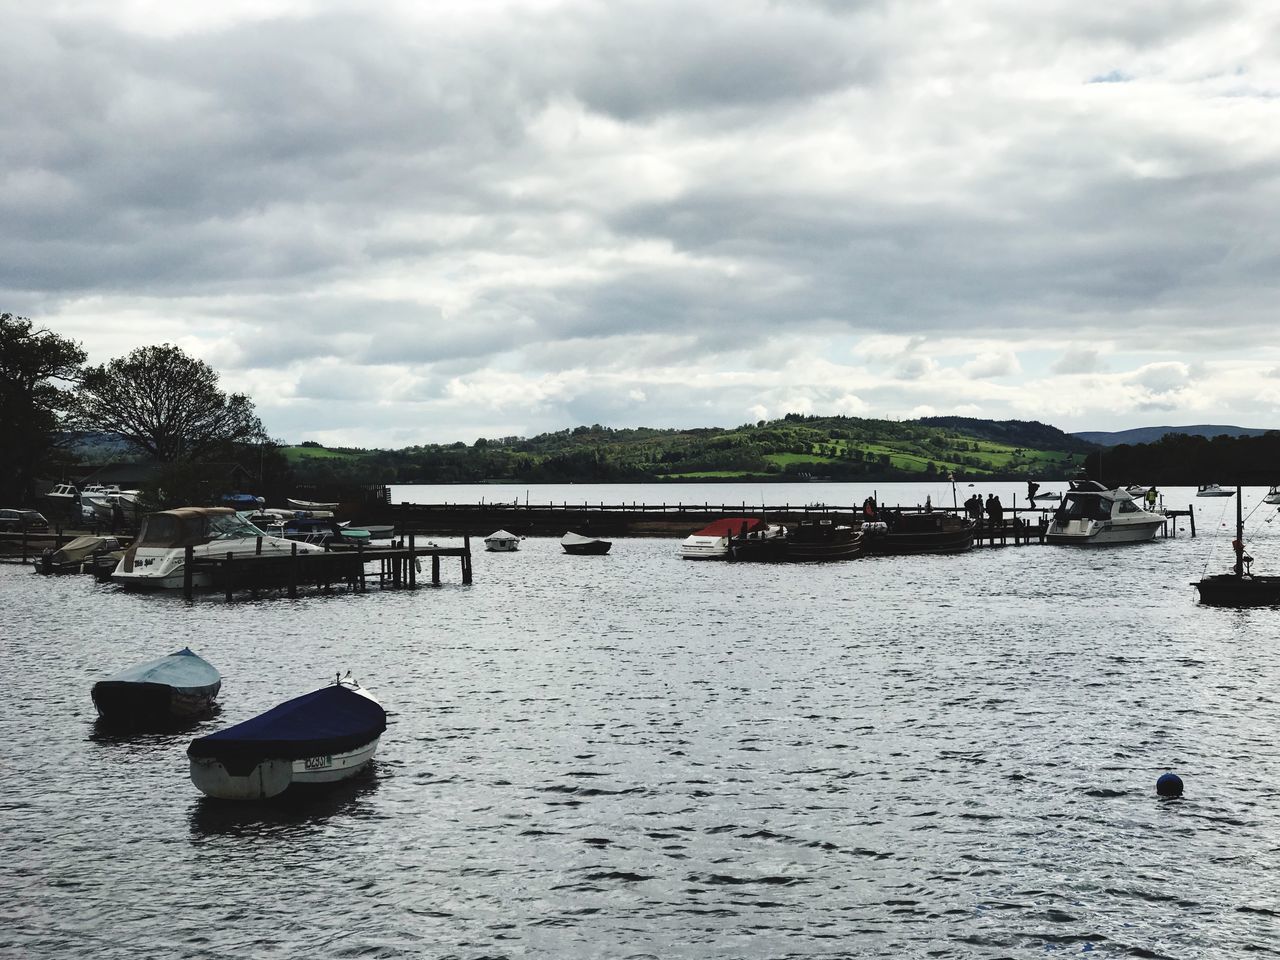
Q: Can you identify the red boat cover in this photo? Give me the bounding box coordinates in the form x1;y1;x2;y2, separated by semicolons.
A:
691;517;767;537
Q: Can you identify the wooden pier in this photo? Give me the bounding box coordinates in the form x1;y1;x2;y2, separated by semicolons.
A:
181;534;473;600
384;500;1198;544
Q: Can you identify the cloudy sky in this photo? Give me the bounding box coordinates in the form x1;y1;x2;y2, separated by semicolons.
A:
4;1;1279;446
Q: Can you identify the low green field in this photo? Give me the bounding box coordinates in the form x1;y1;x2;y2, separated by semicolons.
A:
280;445;365;463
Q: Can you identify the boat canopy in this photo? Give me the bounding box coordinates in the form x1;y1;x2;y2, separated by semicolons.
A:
136;508;264;548
100;648;221;695
188;684;386;765
49;535;118;564
485;529;520;541
561;531;605;546
690;517;768;538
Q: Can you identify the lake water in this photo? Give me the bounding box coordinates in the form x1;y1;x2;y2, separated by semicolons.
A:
4;485;1280;958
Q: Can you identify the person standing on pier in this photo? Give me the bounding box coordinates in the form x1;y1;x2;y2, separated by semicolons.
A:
1027;480;1040;502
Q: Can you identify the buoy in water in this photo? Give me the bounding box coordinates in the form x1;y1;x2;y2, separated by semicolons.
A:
1156;773;1184;797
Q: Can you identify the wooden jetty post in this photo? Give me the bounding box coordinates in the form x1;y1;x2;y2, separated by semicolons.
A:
288;542;298;598
408;533;417;588
463;534;472;584
183;545;194;600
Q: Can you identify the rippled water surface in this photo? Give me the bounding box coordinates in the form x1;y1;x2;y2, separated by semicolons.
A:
5;492;1280;958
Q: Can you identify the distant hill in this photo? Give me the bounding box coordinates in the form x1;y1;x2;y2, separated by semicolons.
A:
1075;425;1276;446
917;417;1096;454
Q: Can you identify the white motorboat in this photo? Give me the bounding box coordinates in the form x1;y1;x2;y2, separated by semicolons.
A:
188;675;385;800
561;531;612;555
286;497;340;511
81;484;143;522
1196;484;1234;497
1045;483;1165;545
1265;486;1280;505
43;483;78;506
484;529;522;551
110;507;326;590
680;517;784;560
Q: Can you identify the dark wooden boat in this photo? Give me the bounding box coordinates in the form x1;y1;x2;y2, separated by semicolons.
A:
863;510;975;554
785;520;864;561
561;532;612;555
1194;488;1280;606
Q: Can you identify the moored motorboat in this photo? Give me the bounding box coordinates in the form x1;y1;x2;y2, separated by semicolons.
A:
680;517;783;560
187;676;386;800
1045;482;1164;545
92;648;221;725
1196;484;1234;497
484;529;522;551
110;507;326;590
1265;485;1280;505
33;535;121;575
561;531;612;555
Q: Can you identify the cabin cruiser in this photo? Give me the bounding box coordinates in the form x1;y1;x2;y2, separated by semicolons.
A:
110;507;325;590
1196;484;1234;497
1046;483;1164;545
680;517;784;560
81;484;143;522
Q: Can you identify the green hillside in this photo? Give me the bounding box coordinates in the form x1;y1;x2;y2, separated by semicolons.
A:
285;415;1091;485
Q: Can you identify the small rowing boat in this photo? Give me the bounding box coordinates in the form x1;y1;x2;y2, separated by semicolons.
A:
187;676;386;800
560;531;612;555
91;648;221;724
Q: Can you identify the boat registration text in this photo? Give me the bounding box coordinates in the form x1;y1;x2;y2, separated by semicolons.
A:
303;755;333;770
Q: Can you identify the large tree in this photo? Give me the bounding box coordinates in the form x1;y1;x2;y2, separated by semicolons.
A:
0;314;86;504
77;344;266;461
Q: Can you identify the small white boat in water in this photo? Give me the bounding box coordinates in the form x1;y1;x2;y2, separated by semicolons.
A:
1046;483;1165;545
110;507;325;589
188;676;385;800
1197;484;1234;497
1265;486;1280;505
561;531;612;555
286;497;340;511
484;529;522;551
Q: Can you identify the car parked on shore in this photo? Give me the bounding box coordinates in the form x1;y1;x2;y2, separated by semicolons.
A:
0;508;50;532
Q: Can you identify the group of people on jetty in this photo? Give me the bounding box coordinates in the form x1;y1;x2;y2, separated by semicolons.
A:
962;493;1007;527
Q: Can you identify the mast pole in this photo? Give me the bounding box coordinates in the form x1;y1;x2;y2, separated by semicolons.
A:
1236;485;1245;576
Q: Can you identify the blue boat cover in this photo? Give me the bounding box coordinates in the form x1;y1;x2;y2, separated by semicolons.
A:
187;684;386;762
103;648;221;696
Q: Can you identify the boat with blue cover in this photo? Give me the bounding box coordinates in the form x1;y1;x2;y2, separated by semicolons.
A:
187;676;386;800
91;648;222;724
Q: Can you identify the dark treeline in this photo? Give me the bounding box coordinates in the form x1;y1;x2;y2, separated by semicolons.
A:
1087;432;1280;485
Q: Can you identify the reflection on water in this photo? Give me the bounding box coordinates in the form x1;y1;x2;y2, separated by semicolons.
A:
4;519;1280;958
189;768;381;837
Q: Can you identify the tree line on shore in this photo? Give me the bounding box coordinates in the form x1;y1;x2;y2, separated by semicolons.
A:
7;311;1276;507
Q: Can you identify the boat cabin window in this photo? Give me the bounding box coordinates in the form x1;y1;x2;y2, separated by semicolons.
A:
1116;499;1140;514
1058;493;1112;522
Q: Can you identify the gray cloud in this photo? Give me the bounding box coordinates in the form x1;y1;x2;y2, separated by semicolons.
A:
4;0;1279;443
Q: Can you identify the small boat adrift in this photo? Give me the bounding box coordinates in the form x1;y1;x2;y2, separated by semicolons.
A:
484;529;522;552
187;676;386;800
91;648;222;725
560;531;611;555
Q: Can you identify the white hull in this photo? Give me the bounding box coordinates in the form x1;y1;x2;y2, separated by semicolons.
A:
1046;518;1163;545
1265;495;1280;505
111;535;325;589
680;540;729;560
189;737;380;800
1197;492;1234;498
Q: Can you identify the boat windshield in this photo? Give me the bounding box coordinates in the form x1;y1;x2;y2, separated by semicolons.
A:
1058;493;1113;522
208;513;267;541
